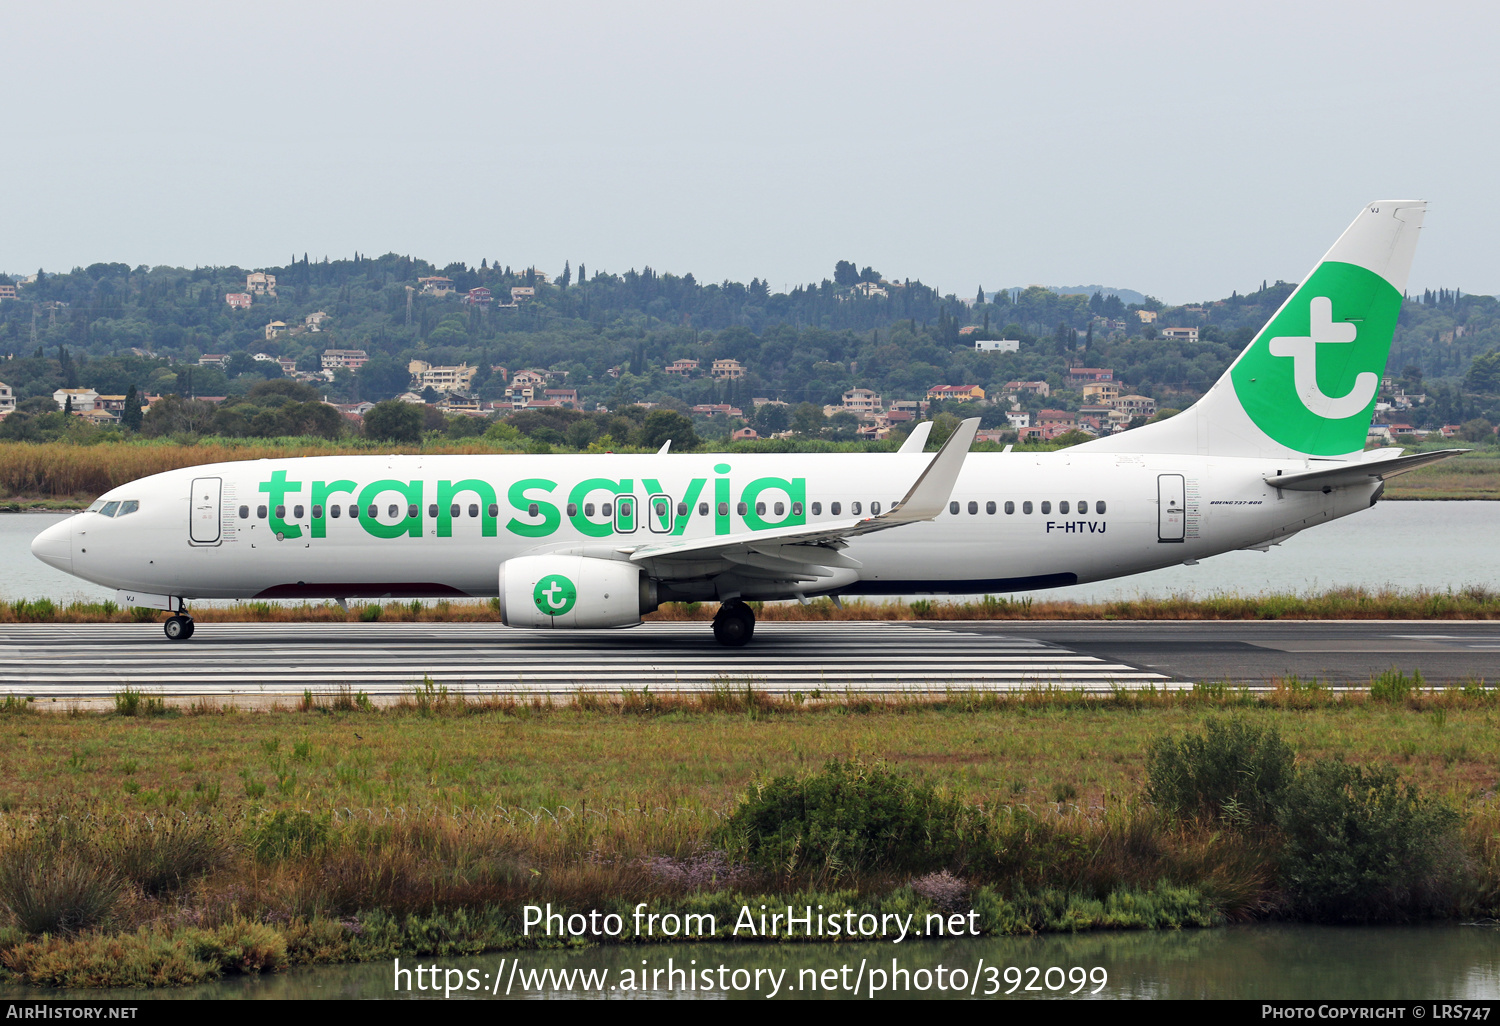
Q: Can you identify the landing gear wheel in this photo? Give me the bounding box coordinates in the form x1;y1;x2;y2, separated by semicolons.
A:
712;601;755;647
164;615;194;641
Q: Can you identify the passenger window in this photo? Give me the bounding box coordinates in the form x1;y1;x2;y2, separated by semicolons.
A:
567;503;578;517
655;501;667;517
736;502;748;515
1041;501;1051;514
385;504;397;518
811;502;821;515
603;502;613;517
258;505;269;519
428;504;439;518
488;504;499;517
755;501;766;516
584;503;596;516
791;502;801;516
238;505;249;519
717;502;728;516
851;502;862;515
312;505;323;520
699;502;710;516
367;505;378;519
1059;501;1070;514
349;505;360;518
1004;501;1015;515
949;501;959;515
330;505;341;519
448;504;459;517
1079;500;1089;514
407;504;418;519
986;501;996;515
619;500;632;516
471;504;481;518
276;505;286;519
871;501;881;515
1022;501;1033;514
101;501;120;517
677;502;688;516
831;502;841;516
1097;500;1107;514
528;503;539;517
294;505;305;520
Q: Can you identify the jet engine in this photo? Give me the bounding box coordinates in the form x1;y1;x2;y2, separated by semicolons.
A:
497;554;657;629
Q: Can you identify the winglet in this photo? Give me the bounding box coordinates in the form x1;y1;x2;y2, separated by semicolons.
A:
896;421;933;454
884;417;979;522
656;440;672;455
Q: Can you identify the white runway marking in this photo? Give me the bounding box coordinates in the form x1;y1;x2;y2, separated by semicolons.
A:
0;621;1180;695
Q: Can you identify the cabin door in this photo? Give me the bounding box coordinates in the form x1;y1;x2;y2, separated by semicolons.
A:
189;477;222;545
1157;474;1185;543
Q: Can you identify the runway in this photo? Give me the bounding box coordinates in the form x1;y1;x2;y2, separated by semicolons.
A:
1;621;1170;697
1;619;1493;700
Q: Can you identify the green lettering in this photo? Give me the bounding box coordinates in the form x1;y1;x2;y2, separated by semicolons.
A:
671;479;705;536
258;469;303;539
741;477;807;531
357;479;422;539
567;478;633;538
310;479;356;539
437;479;499;538
507;478;561;538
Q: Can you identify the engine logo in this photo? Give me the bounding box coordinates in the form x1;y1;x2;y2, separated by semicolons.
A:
533;573;577;616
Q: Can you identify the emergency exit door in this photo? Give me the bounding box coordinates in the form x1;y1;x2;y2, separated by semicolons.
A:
1157;474;1185;543
190;477;222;544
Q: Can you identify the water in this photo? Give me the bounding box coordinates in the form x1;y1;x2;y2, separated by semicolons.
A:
2;925;1497;999
2;501;1496;606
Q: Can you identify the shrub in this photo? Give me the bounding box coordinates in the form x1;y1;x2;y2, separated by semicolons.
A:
115;822;229;895
1145;717;1294;825
1276;759;1465;921
1370;667;1422;704
0;844;122;934
724;758;982;876
252;810;329;861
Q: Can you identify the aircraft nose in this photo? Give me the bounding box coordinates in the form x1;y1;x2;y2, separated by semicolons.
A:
30;517;73;573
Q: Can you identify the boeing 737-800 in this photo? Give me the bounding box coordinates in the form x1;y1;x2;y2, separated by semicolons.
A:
31;201;1462;645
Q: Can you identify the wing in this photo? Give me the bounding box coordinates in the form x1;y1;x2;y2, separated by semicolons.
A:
624;418;980;585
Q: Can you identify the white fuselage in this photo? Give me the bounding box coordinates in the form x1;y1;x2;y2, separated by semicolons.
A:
32;450;1378;605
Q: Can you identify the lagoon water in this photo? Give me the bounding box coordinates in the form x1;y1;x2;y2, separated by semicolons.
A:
2;924;1498;1000
1;501;1496;606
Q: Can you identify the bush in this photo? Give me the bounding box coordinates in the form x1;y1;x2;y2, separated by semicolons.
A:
115;822;229;895
724;758;982;876
1276;759;1465;921
1145;718;1294;825
0;844;122;934
1370;667;1422;704
252;811;329;862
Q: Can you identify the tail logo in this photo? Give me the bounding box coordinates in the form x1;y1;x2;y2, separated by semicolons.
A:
1267;296;1379;419
1229;260;1401;456
533;574;577;616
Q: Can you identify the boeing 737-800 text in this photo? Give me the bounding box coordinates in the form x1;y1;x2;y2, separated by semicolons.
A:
31;201;1462;645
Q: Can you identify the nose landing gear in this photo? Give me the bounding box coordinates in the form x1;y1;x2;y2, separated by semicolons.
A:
712;600;755;647
164;614;195;641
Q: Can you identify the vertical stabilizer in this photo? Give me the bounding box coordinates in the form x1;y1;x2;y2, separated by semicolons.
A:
1078;201;1425;459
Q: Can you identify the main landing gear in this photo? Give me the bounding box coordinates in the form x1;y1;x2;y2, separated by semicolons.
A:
164;614;195;641
712;600;755;647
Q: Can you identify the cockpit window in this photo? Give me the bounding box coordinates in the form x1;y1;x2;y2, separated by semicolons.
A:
117;500;139;517
100;501;120;517
87;500;105;513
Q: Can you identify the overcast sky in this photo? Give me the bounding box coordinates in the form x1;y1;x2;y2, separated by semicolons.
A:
5;1;1496;302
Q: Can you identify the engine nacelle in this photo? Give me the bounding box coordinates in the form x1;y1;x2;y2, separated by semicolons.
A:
497;554;657;629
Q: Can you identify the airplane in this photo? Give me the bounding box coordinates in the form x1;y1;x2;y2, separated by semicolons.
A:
31;200;1464;646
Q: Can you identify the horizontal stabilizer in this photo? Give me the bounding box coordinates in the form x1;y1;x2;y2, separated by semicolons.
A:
1267;448;1468;491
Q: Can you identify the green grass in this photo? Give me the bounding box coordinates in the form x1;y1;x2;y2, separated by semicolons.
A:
2;690;1498;987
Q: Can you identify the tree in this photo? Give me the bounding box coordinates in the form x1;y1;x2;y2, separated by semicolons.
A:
560;261;572;288
1458;418;1495;443
640;409;699;451
791;402;826;436
356;355;410;402
975;286;985;307
754;402;790;435
834;261;859;288
362;400;424;443
121;385;142;432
